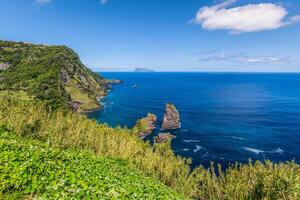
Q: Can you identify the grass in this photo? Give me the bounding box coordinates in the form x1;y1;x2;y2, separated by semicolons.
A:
0;127;183;200
1;97;300;199
64;79;101;112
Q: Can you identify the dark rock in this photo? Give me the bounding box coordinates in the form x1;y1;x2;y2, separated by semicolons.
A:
60;68;69;83
106;79;122;91
161;103;180;130
155;133;176;144
135;113;157;137
70;101;81;112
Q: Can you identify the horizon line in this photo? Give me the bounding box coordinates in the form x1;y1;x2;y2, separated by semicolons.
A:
93;70;300;73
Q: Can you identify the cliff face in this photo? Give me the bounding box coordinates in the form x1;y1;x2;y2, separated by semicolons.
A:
0;40;106;112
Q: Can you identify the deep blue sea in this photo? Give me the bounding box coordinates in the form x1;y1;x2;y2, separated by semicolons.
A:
88;72;300;168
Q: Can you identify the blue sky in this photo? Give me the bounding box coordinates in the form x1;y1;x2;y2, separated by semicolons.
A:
0;0;300;72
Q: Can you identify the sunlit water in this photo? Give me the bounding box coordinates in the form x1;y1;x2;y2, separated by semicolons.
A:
88;72;300;168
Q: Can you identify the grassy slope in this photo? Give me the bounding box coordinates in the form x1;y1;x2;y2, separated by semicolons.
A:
2;98;299;200
0;127;182;200
0;40;106;112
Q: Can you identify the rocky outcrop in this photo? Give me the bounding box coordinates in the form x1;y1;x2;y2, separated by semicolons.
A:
107;79;123;84
60;68;70;83
155;133;176;144
135;113;157;137
70;101;80;112
0;63;9;70
106;79;123;90
161;103;180;130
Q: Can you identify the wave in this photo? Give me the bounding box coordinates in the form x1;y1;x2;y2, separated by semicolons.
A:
182;148;190;152
193;145;203;152
183;140;200;143
270;148;284;154
243;147;264;154
243;147;284;155
230;136;247;140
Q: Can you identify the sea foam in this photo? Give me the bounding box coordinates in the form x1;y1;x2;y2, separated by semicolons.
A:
243;147;264;154
183;140;200;143
193;145;203;152
230;136;247;140
243;147;284;155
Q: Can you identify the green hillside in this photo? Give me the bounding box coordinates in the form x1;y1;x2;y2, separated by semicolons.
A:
0;127;182;199
1;41;299;200
0;40;106;112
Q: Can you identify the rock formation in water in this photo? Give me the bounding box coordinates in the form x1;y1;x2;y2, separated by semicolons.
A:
161;103;180;130
155;133;176;144
135;113;157;137
107;79;123;84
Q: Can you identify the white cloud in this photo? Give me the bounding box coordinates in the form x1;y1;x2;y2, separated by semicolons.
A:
100;0;108;4
35;0;51;5
193;0;300;33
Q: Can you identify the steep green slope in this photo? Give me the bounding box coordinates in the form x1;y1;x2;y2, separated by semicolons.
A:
0;40;106;112
0;127;183;199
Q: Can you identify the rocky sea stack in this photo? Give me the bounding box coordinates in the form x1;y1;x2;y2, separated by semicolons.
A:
155;133;176;144
135;113;157;137
161;103;180;130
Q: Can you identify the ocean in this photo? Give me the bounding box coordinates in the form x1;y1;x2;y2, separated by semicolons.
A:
88;72;300;168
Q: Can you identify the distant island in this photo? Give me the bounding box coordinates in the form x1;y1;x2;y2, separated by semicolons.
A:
134;67;154;72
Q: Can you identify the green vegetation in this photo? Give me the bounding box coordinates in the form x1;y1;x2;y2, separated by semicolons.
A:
166;103;176;111
1;97;299;199
0;40;106;112
1;40;299;199
0;127;182;199
134;113;157;137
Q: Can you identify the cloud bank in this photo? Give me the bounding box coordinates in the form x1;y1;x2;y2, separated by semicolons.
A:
193;0;300;33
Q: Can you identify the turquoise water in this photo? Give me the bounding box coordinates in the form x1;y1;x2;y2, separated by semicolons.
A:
88;72;300;167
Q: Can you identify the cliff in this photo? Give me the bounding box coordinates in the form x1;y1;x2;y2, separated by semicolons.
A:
0;40;106;112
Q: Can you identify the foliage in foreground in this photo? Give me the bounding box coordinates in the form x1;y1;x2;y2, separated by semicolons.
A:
1;98;300;199
0;127;182;199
